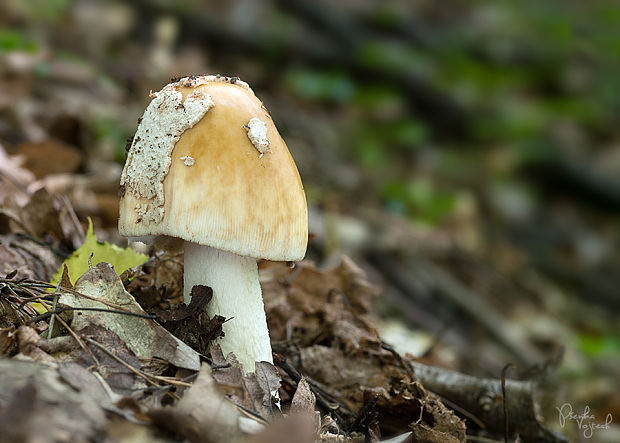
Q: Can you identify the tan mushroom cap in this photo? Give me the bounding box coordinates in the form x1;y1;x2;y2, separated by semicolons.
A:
119;78;308;261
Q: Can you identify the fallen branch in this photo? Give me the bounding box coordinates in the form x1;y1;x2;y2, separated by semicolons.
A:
409;361;568;442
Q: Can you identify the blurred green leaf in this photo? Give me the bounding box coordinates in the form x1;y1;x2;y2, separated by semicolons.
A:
284;69;355;104
577;333;620;359
353;85;404;110
0;29;38;52
382;179;456;224
356;42;432;76
389;120;429;147
353;118;428;161
354;137;388;169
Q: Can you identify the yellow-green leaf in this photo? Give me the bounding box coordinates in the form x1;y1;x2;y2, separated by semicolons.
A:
50;218;148;288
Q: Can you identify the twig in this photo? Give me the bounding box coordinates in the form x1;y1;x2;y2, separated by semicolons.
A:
146;375;191;388
276;355;336;395
27;306;158;324
85;338;180;401
87;342;193;390
2;277;142;314
60;194;85;243
350;393;381;431
381;342;415;380
54;314;99;367
30;300;99;367
46;277;63;338
274;353;346;426
211;363;231;370
434;393;486;430
226;398;270;425
413;398;425;425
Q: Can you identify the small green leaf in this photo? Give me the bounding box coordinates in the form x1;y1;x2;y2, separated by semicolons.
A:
577;333;620;359
50;218;148;288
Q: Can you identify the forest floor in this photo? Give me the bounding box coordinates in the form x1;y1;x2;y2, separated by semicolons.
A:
1;1;619;442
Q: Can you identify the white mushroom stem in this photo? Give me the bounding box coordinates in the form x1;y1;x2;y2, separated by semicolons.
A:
183;242;273;372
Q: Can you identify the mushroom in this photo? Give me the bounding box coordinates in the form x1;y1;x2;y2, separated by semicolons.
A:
119;75;308;372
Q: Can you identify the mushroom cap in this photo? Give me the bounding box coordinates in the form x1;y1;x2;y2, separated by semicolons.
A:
119;76;308;261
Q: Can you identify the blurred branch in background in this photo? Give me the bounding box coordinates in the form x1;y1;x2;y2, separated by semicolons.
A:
132;0;469;135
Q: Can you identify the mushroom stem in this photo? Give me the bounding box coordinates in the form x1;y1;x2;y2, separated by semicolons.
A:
183;242;272;372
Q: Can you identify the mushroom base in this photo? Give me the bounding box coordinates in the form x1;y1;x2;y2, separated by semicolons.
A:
183;242;273;372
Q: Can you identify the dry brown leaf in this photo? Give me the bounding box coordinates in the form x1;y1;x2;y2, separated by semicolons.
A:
409;423;462;443
16;187;65;240
150;363;241;443
15;325;57;364
58;362;118;404
137;283;226;356
0;327;16;357
78;324;141;395
59;262;73;289
210;346;247;396
34;164;123;230
261;258;466;439
0;144;35;205
0;359;107;443
61;262;200;371
0;297;21;329
291;377;316;414
0;233;62;280
126;250;185;305
289;377;320;440
254;361;281;419
15;139;84;179
210;346;281;422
